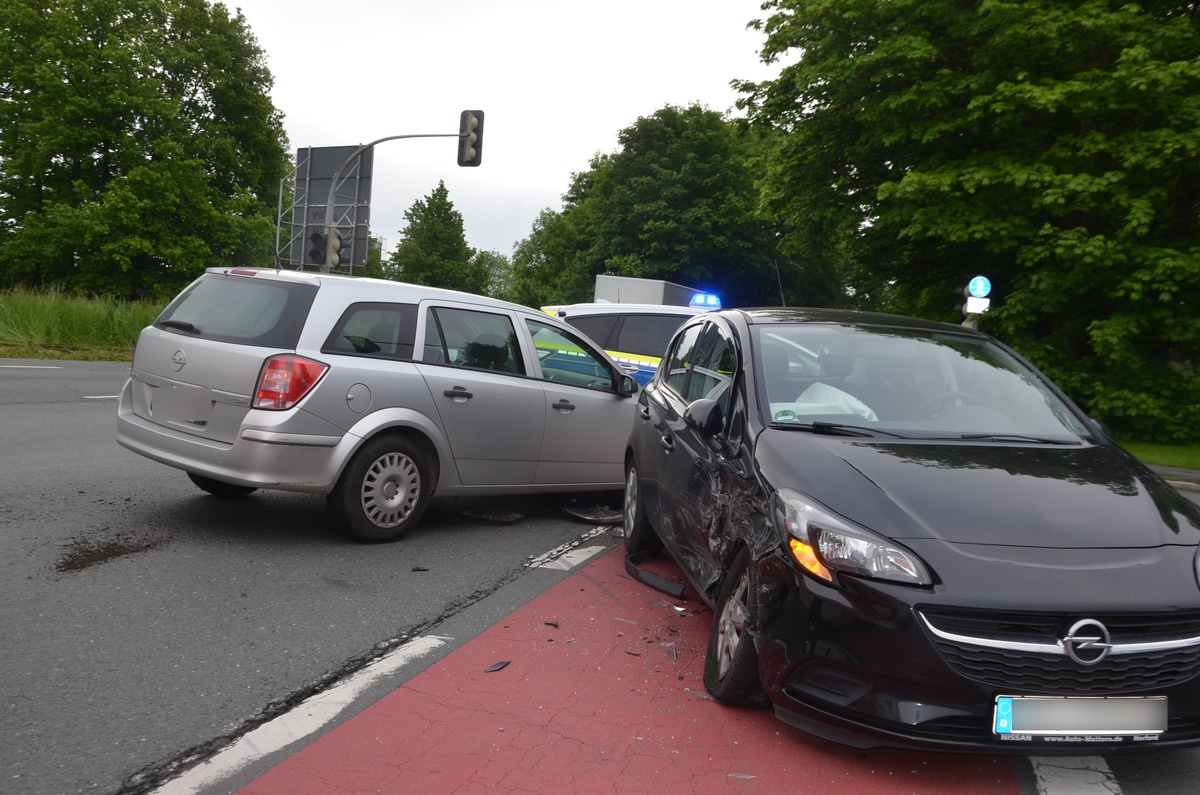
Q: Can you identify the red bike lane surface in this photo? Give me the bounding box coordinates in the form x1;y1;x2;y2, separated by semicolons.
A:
238;547;1018;794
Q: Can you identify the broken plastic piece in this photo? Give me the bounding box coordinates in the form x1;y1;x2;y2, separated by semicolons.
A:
561;505;623;524
484;661;510;673
624;552;686;600
463;509;524;525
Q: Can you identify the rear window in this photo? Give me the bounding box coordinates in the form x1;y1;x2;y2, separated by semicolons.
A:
155;273;316;348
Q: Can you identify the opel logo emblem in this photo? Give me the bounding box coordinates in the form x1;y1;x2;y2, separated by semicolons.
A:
171;350;187;371
1062;618;1112;666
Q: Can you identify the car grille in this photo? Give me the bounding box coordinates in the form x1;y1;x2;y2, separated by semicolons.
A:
919;608;1200;694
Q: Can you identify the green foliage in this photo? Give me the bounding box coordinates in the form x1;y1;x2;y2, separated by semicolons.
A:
0;287;163;358
510;104;834;309
740;0;1200;441
473;250;513;300
1119;441;1200;472
384;181;485;293
0;0;290;300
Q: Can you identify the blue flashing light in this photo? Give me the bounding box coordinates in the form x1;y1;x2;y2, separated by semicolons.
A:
689;292;722;309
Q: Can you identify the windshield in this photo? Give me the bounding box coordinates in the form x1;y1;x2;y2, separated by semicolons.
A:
752;323;1093;442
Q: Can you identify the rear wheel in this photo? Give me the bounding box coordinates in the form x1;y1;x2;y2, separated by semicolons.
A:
623;460;661;554
703;547;768;707
328;435;431;543
187;473;257;498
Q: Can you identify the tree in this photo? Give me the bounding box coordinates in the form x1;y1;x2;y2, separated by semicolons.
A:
506;209;592;307
511;104;830;309
472;249;513;300
0;0;290;300
385;181;486;293
739;0;1200;441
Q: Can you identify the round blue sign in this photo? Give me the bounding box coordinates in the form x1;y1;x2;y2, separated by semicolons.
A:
968;276;992;298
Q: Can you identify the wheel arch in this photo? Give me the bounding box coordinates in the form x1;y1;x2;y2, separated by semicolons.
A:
338;409;452;494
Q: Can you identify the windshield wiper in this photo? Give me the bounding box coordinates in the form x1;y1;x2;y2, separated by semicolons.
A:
160;319;201;334
799;421;908;439
959;433;1081;445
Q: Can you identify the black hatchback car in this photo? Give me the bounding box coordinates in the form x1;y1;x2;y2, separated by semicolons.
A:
623;307;1200;753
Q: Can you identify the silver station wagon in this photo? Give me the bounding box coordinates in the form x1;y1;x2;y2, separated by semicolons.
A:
116;268;638;541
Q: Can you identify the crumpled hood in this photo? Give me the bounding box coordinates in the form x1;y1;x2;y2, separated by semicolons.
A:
754;431;1200;548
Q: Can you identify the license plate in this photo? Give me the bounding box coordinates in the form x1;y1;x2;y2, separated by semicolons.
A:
994;696;1167;736
153;385;213;421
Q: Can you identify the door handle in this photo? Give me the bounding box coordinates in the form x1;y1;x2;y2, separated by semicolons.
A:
660;434;674;452
637;405;650;420
552;399;576;412
443;386;473;399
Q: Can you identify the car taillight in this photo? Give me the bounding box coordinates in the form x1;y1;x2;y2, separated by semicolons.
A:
253;355;328;410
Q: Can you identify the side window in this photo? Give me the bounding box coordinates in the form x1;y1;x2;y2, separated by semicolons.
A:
526;319;615;391
423;307;525;375
687;325;737;419
615;314;691;358
661;323;704;396
563;315;618;349
323;302;418;360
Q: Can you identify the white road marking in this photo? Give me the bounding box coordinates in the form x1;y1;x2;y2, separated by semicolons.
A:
535;545;607;571
83;395;118;399
1031;756;1122;795
152;634;449;794
0;364;63;369
527;526;612;569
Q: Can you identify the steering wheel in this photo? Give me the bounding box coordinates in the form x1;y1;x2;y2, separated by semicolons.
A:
910;390;980;419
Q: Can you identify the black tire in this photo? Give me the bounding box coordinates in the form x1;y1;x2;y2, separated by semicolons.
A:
187;472;257;498
623;459;662;555
328;434;431;543
703;547;768;707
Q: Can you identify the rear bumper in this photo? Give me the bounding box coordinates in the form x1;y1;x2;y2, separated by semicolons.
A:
115;379;351;493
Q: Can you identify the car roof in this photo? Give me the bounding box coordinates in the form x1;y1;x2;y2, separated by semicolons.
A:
210;267;544;316
723;307;984;336
549;302;708;318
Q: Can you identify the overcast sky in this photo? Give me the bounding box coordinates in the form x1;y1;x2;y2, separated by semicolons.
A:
228;0;780;258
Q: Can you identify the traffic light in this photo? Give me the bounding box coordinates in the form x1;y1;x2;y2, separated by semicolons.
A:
308;231;327;265
327;227;348;268
457;110;484;167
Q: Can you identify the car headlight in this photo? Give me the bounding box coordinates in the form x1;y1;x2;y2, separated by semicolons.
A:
772;488;932;586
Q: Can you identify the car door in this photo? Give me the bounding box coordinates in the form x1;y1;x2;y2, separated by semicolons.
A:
654;320;740;595
524;318;634;487
415;304;546;487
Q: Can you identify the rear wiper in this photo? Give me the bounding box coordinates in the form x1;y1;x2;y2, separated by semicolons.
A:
959;433;1081;445
804;421;908;439
160;319;201;334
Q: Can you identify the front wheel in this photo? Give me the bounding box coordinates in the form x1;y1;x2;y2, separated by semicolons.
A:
703;547;768;707
187;472;257;498
623;460;661;554
328;435;431;543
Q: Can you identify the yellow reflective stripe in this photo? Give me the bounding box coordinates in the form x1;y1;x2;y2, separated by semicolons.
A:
606;351;661;368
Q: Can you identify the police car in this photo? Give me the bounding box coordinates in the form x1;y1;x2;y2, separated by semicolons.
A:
546;293;721;385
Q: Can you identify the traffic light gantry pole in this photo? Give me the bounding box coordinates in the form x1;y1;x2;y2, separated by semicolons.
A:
319;111;484;273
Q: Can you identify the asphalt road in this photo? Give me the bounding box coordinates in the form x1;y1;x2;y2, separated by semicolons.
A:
0;359;623;795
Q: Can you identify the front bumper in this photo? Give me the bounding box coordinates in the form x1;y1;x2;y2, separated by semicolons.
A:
753;552;1200;754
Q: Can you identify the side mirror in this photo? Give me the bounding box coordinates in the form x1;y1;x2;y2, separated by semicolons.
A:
617;374;639;396
684;398;724;438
